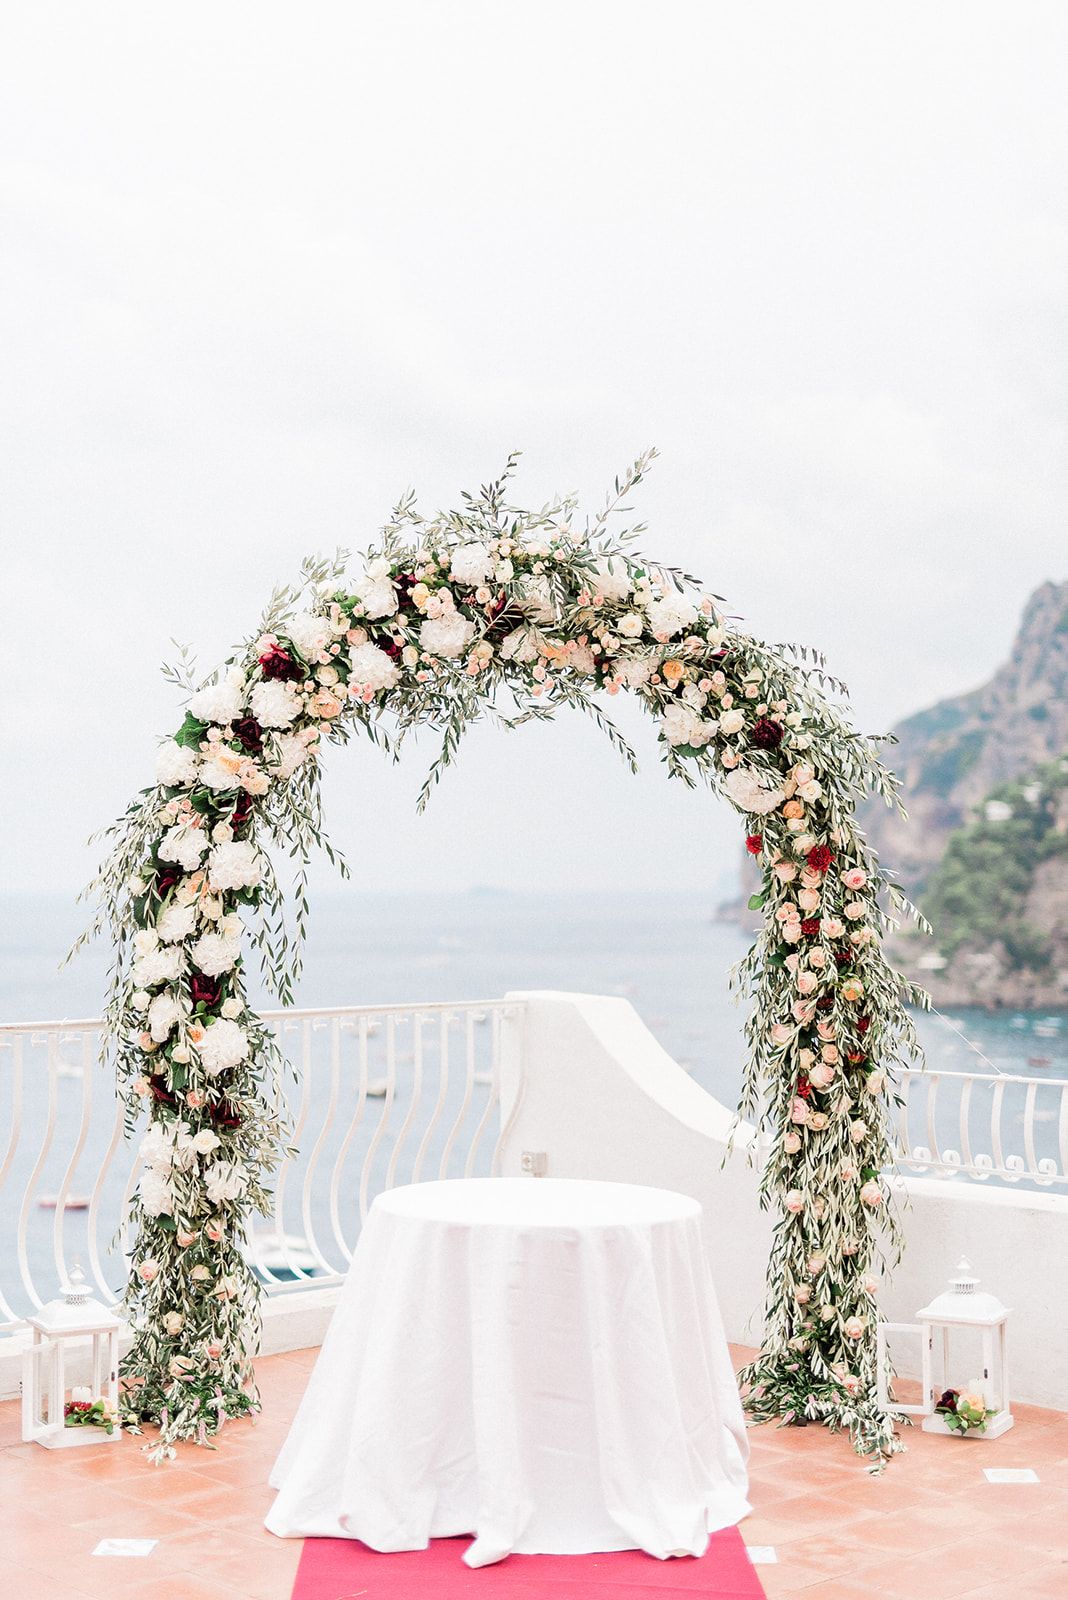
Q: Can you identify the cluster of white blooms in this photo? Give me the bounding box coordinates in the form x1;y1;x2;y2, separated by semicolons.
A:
348;640;400;692
132;940;184;989
351;557;399;620
661;703;716;748
199;753;243;790
420;611;476;658
499;627;541;664
158;824;209;872
286;611;333;662
724;766;787;816
204;1161;248;1204
190;926;242;976
155;740;200;787
197;1017;249;1076
644;592;699;639
147;991;183;1042
250;679;301;728
449;541;495;587
188;669;246;726
271;729;317;779
591;554;632;601
157;902;198;943
207;841;262;892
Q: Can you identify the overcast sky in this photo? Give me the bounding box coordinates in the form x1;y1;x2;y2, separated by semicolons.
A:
2;2;1066;901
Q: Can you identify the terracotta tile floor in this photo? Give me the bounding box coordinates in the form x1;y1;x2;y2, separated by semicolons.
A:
2;1345;1066;1599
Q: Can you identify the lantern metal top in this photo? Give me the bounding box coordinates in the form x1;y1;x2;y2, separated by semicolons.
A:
916;1257;1011;1328
27;1264;123;1336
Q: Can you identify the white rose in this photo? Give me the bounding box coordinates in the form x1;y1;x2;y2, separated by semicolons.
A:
147;991;182;1043
163;1311;185;1336
190;1129;221;1157
592;555;631;601
158;825;209;873
616;612;644;639
286;611;332;663
155;740;200;788
133;929;160;957
190;929;242;977
420;613;476;659
449;542;494;587
250;679;302;728
207;841;262;893
220;997;243;1020
197;1018;249;1076
204;1162;248;1205
719;708;745;736
188;669;245;726
139;1167;174;1218
156;903;198;944
348;641;400;693
645;594;699;639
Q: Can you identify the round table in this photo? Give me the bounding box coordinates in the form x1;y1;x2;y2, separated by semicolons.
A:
265;1177;750;1567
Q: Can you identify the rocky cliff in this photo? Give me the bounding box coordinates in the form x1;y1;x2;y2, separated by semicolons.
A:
863;579;1068;1009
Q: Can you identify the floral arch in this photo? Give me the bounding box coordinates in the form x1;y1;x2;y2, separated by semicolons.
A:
84;453;922;1461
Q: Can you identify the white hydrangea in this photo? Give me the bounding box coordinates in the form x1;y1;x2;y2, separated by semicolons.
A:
645;594;699;639
133;928;160;957
190;928;242;976
141;1121;176;1170
250;679;302;728
204;1161;248;1204
207;841;263;892
199;756;243;791
420;613;476;659
449;542;494;587
157;903;198;944
499;627;542;664
348;641;400;692
158;825;209;872
139;1167;175;1218
197;1017;249;1076
724;766;787;816
661;703;715;749
569;644;597;676
132;944;184;989
188;668;245;726
516;575;556;623
286;611;332;663
147;991;182;1043
613;653;654;688
271;731;316;780
352;558;399;621
592;555;632;601
155;740;200;788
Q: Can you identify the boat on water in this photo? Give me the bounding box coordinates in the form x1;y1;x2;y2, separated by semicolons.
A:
1027;1056;1052;1068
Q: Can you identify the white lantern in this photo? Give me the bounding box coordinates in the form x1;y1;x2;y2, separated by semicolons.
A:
21;1264;123;1448
877;1257;1013;1439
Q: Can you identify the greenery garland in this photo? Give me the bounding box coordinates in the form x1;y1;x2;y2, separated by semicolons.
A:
78;452;923;1461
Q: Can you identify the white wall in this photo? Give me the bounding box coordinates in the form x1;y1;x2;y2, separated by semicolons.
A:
499;991;1068;1412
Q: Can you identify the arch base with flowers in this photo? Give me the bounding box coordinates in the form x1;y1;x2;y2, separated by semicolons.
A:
80;452;923;1462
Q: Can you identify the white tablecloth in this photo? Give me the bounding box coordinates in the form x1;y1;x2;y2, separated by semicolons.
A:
265;1177;750;1566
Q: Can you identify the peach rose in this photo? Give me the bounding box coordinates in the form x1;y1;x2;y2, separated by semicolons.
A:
783;1131;802;1154
808;1062;835;1090
859;1180;884;1206
840;977;865;1002
844;899;867;920
771;1022;794;1045
797;971;818;996
850;1119;869;1143
809;947;827;969
790;1097;810;1125
844;1316;866;1339
782;799;805;820
794;1284;812;1304
842;867;867;891
138;1259;159;1283
774;862;799;884
798;888;821;913
822;917;845;939
821;1044;840;1065
807;1252;827;1274
784;1189;805;1214
176;1230;196;1248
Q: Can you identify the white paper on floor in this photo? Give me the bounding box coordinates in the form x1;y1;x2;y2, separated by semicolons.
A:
983;1468;1039;1484
92;1539;159;1557
746;1545;778;1564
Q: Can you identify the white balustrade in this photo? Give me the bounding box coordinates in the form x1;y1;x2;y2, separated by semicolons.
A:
895;1066;1068;1187
0;1000;524;1335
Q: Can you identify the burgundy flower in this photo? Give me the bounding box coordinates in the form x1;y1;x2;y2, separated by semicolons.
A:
154;864;182;898
800;917;821;937
148;1074;177;1109
847;1049;867;1065
807;844;833;873
857;1015;871;1035
393;572;418;606
210;1098;242;1130
796;1074;812;1099
233;717;263;755
746;833;763;856
816;995;834;1012
258;644;304;682
833;950;852;968
190;972;223;1010
373;632;402;660
751;717;784;750
231;792;254;836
